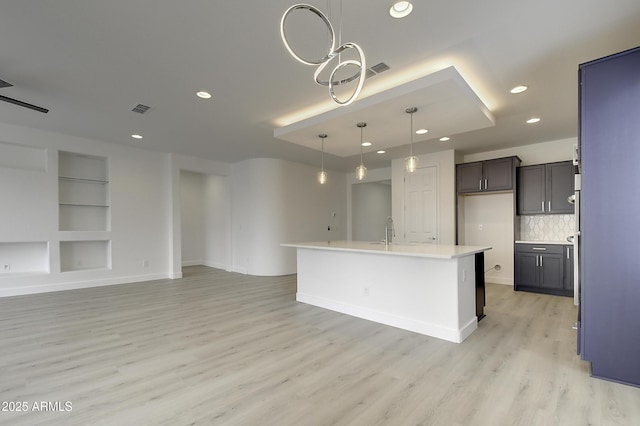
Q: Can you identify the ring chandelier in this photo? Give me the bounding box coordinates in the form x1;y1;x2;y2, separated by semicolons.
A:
280;3;366;106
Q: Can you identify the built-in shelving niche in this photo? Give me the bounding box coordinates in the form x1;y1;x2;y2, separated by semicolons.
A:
0;242;49;276
60;240;111;272
58;151;111;273
58;151;110;231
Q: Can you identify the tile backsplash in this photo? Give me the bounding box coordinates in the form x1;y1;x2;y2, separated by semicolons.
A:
520;214;575;242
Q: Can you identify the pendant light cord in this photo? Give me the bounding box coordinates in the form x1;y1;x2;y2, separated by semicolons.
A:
410;110;414;156
360;126;364;164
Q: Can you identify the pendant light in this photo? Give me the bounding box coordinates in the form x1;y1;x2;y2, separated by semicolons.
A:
280;2;366;106
405;107;418;173
318;133;328;184
356;122;367;180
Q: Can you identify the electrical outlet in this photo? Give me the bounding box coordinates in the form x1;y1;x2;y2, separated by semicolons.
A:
3;264;10;272
363;287;370;296
142;260;149;268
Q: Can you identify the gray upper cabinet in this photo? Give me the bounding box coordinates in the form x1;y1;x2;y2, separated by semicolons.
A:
517;161;575;214
457;156;519;194
546;162;575;214
456;162;483;193
517;165;545;214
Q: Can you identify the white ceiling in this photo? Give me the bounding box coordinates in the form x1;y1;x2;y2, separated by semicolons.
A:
274;66;495;157
0;1;639;171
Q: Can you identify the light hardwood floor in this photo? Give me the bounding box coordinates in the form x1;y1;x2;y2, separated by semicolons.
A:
1;266;639;425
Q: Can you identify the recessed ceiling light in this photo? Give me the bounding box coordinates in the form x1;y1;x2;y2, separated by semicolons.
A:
526;117;541;124
415;128;428;135
361;142;372;147
196;91;212;99
510;85;528;94
439;136;451;142
390;1;413;18
131;134;143;139
377;150;386;154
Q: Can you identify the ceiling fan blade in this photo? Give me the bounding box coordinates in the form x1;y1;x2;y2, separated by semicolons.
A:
0;94;49;113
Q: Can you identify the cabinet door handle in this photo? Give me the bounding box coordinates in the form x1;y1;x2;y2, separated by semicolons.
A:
484;179;488;190
548;201;551;211
541;201;545;212
532;247;546;251
479;180;482;191
536;255;538;267
567;247;570;259
540;255;543;267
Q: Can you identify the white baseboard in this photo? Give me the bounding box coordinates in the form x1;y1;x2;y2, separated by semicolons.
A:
485;276;513;286
296;292;476;343
181;259;203;267
202;260;231;271
231;266;248;275
0;272;169;298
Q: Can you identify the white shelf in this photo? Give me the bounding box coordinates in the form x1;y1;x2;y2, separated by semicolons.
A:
60;240;111;273
59;176;108;184
58;151;110;232
60;203;110;207
58;151;108;181
0;242;49;275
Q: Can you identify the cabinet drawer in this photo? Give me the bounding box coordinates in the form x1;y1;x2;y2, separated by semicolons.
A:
515;244;564;255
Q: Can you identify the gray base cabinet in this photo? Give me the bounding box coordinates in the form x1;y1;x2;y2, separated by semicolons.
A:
515;243;572;297
563;245;573;292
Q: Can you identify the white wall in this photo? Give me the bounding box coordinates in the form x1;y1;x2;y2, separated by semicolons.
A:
179;171;231;269
203;174;231;270
352;181;392;242
168;153;230;278
391;150;456;244
180;171;205;266
1;127;349;293
462;193;514;285
232;158;347;276
0;122;170;296
346;167;392;240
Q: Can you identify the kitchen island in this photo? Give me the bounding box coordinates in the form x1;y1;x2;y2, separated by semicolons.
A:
282;241;491;343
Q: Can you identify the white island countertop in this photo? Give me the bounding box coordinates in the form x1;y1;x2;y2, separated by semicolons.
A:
282;240;491;260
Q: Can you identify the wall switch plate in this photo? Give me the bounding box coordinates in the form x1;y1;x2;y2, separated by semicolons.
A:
3;264;10;272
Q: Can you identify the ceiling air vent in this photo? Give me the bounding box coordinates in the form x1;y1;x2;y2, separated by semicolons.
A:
370;62;390;74
365;62;391;79
131;103;151;114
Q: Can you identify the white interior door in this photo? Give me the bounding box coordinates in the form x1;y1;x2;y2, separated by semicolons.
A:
404;165;438;243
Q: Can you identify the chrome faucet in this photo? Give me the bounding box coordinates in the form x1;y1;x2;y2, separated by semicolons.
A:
384;216;395;245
